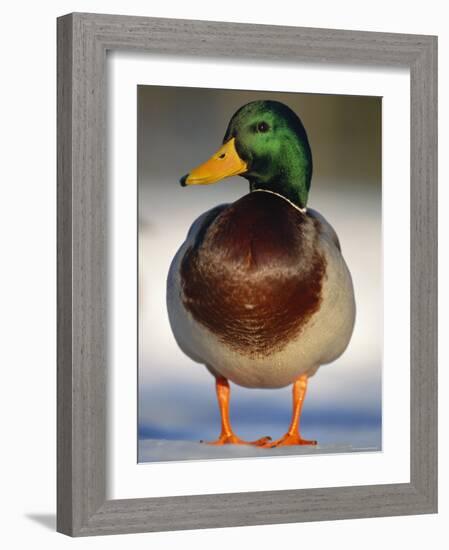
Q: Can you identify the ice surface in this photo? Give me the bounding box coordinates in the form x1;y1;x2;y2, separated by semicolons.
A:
139;437;380;463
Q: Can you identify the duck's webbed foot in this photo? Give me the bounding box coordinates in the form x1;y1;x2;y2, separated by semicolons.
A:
206;375;271;446
203;434;272;446
261;374;318;448
261;432;317;448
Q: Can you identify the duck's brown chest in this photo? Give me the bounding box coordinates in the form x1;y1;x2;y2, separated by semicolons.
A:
180;192;326;357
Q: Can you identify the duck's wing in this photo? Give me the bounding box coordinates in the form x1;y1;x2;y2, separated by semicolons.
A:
166;203;229;365
306;207;341;252
186;204;229;245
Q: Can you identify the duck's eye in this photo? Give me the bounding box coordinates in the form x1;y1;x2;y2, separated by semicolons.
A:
257;121;269;133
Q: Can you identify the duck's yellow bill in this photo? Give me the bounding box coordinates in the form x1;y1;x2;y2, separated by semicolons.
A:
180;137;247;186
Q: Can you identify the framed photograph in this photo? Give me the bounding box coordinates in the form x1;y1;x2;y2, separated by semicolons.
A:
57;13;437;536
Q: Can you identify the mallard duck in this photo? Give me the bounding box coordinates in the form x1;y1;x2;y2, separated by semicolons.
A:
167;100;355;448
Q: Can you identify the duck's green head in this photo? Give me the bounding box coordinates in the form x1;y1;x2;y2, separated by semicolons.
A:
180;100;313;208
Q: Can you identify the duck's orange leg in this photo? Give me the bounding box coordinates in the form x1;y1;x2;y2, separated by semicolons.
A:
263;374;317;448
204;376;271;446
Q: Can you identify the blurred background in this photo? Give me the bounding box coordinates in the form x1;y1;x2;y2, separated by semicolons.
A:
138;85;382;462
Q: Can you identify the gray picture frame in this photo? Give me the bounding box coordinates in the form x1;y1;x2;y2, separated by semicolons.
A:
57;12;438;537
